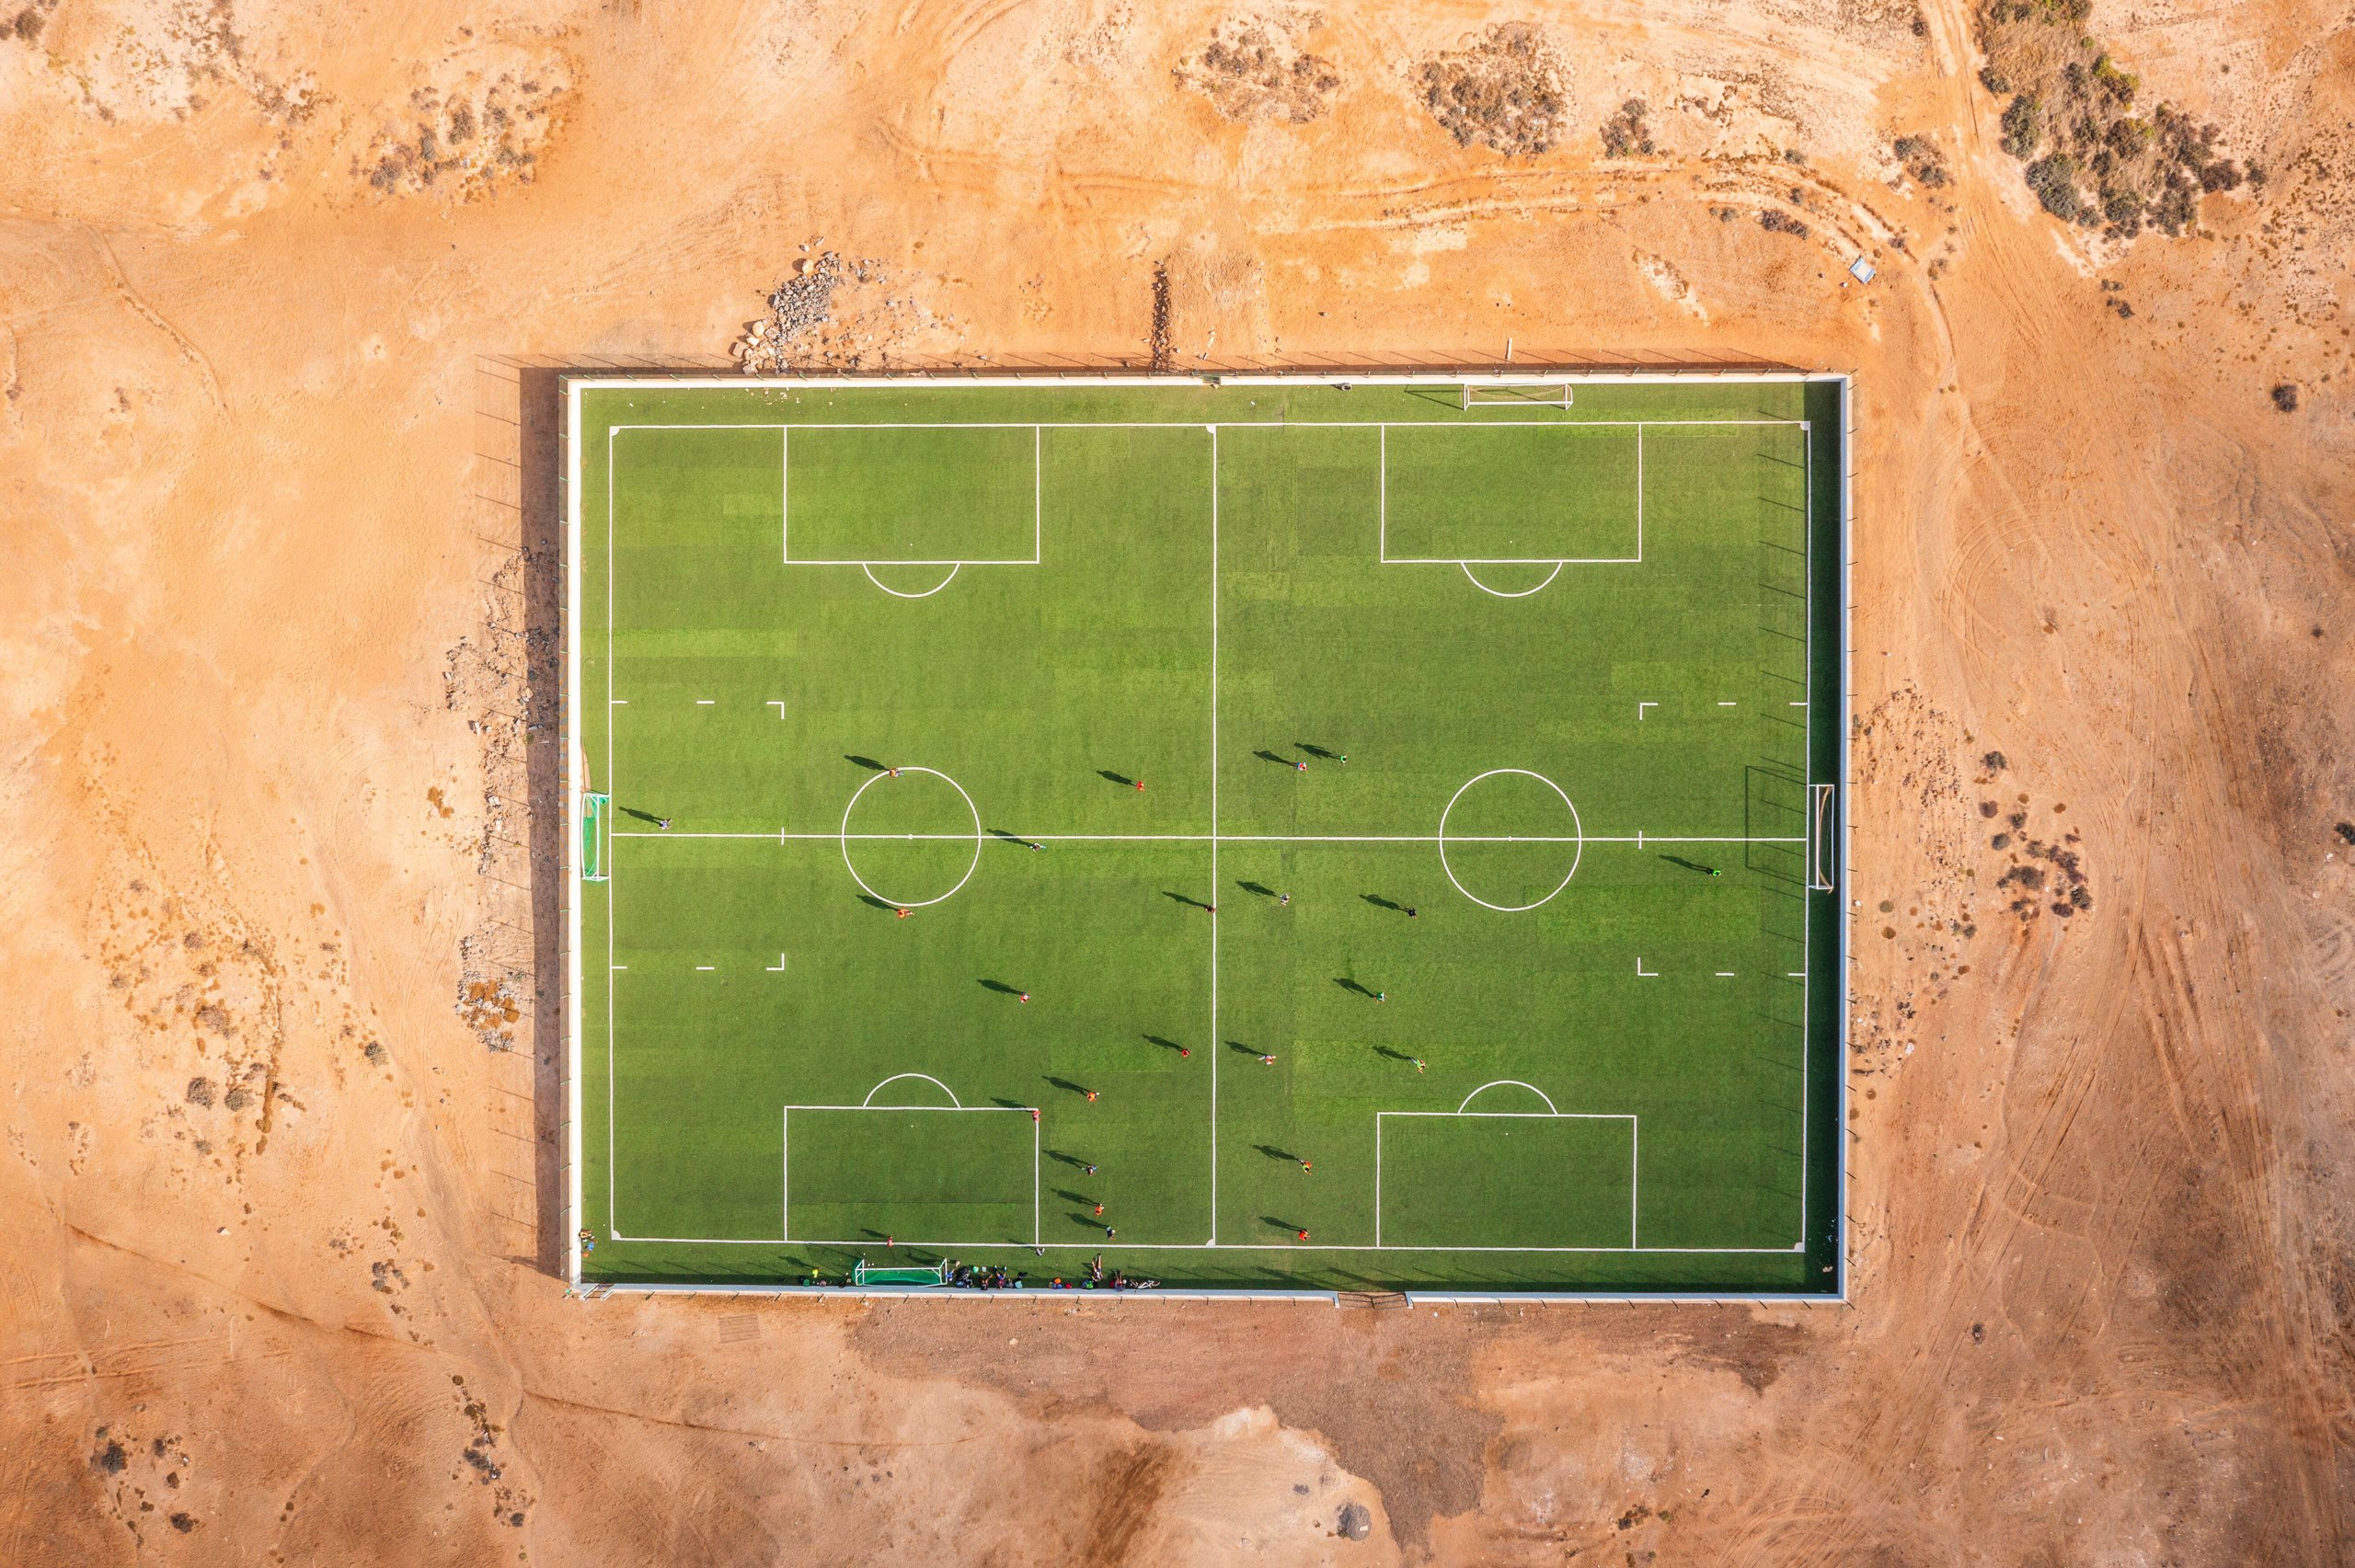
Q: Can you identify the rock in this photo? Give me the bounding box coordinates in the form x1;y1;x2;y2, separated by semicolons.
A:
1336;1501;1372;1541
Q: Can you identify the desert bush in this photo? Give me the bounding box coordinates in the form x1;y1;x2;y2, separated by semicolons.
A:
1414;23;1569;156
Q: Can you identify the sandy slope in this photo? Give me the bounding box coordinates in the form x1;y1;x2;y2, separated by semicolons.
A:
2;0;2351;1562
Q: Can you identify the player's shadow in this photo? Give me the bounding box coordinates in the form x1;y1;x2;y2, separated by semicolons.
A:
1068;1212;1109;1232
617;806;664;826
858;895;903;912
978;979;1027;997
1334;978;1378;998
987;829;1042;848
1044;1150;1094;1170
1361;894;1402;911
1237;881;1281;899
1224;1040;1264;1058
1253;750;1297;768
1295;743;1341;761
1162;891;1212;910
1098;769;1135;787
1373;1046;1419;1065
1043;1076;1093;1098
1660;854;1718;876
1143;1035;1187;1055
1254;1144;1302;1163
1259;1215;1306;1236
1053;1188;1091;1206
844;755;891;773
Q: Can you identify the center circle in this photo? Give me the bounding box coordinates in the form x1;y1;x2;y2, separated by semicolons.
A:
839;767;983;909
1437;769;1584;912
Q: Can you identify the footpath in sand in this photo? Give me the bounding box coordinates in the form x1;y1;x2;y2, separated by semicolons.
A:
1;0;2350;1562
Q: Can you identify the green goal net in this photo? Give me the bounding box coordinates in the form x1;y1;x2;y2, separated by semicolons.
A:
582;793;610;882
852;1260;945;1287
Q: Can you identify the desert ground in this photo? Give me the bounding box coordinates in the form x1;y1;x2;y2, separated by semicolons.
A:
4;0;2353;1562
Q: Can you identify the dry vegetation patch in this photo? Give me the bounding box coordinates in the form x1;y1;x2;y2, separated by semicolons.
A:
360;65;567;199
1893;132;1949;188
1174;9;1339;124
1598;97;1655;158
1412;22;1568;156
1977;0;2252;236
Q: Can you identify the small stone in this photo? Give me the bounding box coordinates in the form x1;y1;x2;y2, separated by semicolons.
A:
1337;1501;1372;1540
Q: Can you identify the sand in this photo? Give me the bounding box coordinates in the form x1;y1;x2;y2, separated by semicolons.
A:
3;0;2351;1561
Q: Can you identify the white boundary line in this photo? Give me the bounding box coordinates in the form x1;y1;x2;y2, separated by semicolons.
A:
614;831;1797;843
565;383;584;1283
605;425;617;1240
781;1102;1040;1248
567;371;1847;1289
1207;424;1220;1245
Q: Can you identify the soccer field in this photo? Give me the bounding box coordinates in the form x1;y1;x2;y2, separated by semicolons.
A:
566;373;1848;1298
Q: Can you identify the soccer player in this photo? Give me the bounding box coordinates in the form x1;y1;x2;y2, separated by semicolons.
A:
1085;1089;1098;1102
1018;992;1030;1003
1279;892;1290;906
1083;1163;1097;1175
1295;761;1308;772
657;818;672;830
1295;1229;1310;1242
1413;1057;1427;1074
1300;1159;1313;1172
1405;907;1418;919
896;908;910;920
1134;779;1145;792
1373;990;1386;1003
1205;904;1216;915
1258;1053;1276;1065
1178;1046;1190;1058
1094;1204;1105;1217
1029;1109;1040;1123
1105;1226;1117;1240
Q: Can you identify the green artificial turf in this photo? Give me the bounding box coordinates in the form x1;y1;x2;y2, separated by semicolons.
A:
572;376;1844;1295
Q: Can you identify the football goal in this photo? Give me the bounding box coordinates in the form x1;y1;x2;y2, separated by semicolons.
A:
1462;382;1574;410
581;792;610;883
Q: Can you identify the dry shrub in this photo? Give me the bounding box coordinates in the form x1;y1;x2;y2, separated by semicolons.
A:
1893;132;1950;187
1599;98;1654;158
1175;12;1339;124
1976;0;2250;237
1413;22;1568;157
362;73;565;200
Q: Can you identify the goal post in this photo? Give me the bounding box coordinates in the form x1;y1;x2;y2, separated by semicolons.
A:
852;1259;947;1287
1462;381;1573;411
582;792;610;883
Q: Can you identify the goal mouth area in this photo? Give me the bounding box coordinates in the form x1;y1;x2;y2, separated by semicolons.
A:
782;1102;1041;1249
